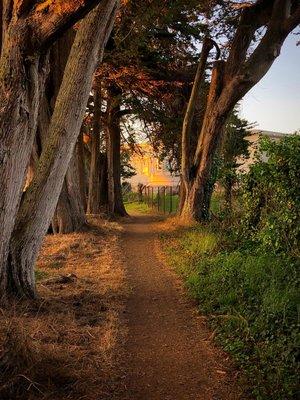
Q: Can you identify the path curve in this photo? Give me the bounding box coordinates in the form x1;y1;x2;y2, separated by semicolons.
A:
120;214;242;400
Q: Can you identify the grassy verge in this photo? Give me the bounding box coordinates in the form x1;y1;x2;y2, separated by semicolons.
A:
125;194;179;215
160;221;299;399
125;201;153;214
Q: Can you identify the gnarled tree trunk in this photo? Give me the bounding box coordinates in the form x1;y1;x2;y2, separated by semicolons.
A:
0;0;108;298
50;29;87;232
3;0;118;299
180;60;225;221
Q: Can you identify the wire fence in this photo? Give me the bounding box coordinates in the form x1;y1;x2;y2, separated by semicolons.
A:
140;186;179;214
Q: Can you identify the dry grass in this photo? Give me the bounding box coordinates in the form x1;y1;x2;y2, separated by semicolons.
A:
0;217;127;400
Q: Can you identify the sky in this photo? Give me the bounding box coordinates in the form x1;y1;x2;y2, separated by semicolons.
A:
240;34;300;134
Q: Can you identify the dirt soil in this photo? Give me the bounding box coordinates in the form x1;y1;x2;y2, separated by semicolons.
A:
118;214;243;400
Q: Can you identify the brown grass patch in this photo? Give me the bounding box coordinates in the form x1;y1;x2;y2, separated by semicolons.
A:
0;217;127;400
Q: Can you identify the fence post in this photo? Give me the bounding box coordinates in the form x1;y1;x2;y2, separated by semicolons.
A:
151;187;154;208
157;187;160;211
170;186;173;214
163;186;166;214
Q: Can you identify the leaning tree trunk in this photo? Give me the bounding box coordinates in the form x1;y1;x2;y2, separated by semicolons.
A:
3;0;118;299
179;38;218;221
180;61;226;222
106;85;128;216
50;29;87;232
87;88;102;214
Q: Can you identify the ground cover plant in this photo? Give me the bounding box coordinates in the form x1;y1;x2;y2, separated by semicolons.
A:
161;135;300;399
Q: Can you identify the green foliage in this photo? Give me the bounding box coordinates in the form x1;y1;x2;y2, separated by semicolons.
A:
162;222;300;399
241;134;300;253
218;107;253;206
121;149;136;179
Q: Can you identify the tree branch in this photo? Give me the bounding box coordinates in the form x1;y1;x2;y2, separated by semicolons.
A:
225;0;273;80
284;1;300;32
244;0;294;80
28;0;104;50
181;36;213;184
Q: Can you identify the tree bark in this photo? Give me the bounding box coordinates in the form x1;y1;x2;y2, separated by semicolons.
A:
87;88;102;214
52;148;87;233
2;0;118;299
0;0;108;297
106;84;128;216
50;29;87;232
99;152;109;208
179;37;215;216
180;61;225;221
77;130;88;211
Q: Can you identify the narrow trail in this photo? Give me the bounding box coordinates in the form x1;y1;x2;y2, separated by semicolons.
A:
118;214;242;400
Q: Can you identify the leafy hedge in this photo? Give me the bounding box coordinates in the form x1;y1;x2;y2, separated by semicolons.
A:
162;134;300;399
163;224;299;399
241;134;300;254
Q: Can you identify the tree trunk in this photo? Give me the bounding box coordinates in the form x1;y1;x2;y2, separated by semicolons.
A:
3;0;118;299
106;84;128;216
0;43;44;292
49;29;87;233
180;61;225;222
52;146;87;233
77;130;88;211
0;0;111;298
87;88;102;214
99;153;109;208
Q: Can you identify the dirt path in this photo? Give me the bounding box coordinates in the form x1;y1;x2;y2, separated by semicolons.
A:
119;214;242;400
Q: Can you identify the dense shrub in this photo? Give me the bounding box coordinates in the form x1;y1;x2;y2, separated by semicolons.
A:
163;224;299;399
241;134;300;254
162;135;300;398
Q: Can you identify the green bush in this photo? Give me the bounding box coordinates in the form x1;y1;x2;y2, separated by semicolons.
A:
163;224;299;399
161;135;300;398
241;135;300;254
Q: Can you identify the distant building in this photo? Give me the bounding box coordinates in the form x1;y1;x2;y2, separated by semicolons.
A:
237;129;288;173
125;143;180;190
126;130;290;190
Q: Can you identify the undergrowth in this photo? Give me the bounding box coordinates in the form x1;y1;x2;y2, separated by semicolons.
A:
162;220;299;399
0;218;125;400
